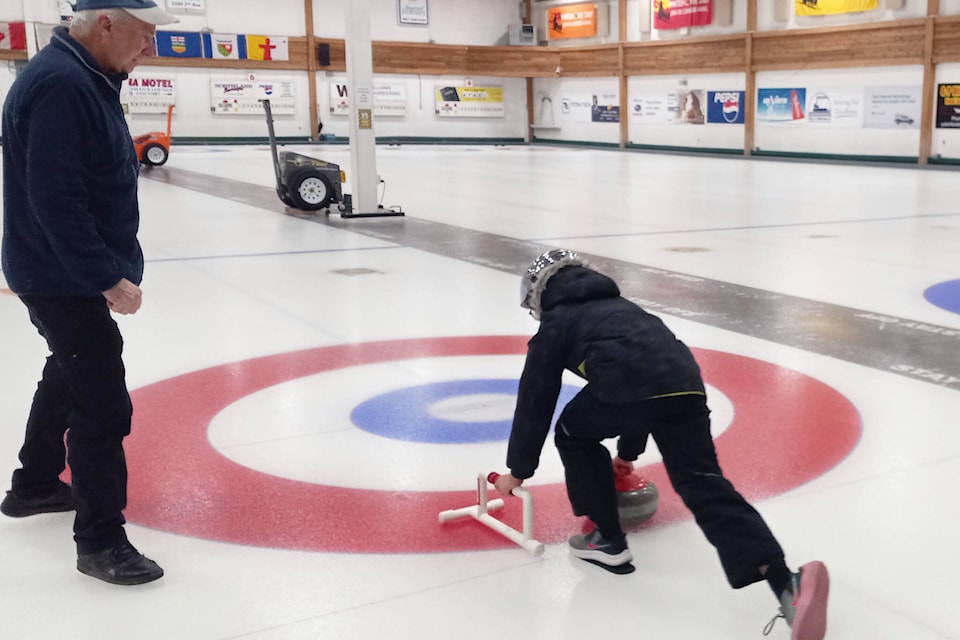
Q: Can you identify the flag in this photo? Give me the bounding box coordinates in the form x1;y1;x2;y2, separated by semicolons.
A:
202;33;240;59
243;35;288;61
0;22;27;50
155;31;203;58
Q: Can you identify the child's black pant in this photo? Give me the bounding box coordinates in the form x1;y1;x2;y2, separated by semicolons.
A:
555;391;785;588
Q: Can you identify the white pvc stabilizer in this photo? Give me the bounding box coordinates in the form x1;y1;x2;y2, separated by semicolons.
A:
438;473;545;556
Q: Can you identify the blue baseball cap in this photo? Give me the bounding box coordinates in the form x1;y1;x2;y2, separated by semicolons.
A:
72;0;179;25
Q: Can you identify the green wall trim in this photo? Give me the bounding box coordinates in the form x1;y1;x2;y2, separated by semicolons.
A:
625;143;743;156
374;136;524;145
531;138;619;148
168;136;524;146
928;156;960;166
171;137;310;146
750;149;917;164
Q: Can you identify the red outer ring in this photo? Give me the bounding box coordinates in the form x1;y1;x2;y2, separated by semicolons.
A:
124;336;861;552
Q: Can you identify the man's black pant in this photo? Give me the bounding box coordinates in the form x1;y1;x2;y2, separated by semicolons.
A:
13;295;131;555
555;391;784;589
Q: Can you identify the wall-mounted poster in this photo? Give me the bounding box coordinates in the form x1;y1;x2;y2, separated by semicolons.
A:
630;93;680;124
121;75;175;114
591;93;619;123
795;0;877;16
706;91;745;124
547;3;599;40
435;86;504;118
936;84;960;129
862;85;921;129
757;88;806;123
654;0;713;30
398;0;428;25
677;89;705;124
210;77;295;115
803;88;862;128
330;81;407;117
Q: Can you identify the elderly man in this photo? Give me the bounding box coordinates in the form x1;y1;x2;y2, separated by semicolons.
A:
1;0;177;585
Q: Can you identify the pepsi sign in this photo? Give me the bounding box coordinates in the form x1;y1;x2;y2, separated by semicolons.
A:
707;91;745;124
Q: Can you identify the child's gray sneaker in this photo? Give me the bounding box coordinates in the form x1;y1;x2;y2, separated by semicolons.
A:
568;529;633;567
763;561;829;640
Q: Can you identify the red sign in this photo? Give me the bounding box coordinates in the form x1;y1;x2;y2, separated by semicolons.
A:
654;0;713;30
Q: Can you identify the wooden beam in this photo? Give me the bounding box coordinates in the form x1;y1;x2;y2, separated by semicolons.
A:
744;0;756;156
525;0;533;142
620;0;627;43
304;0;319;141
619;44;627;148
919;15;937;164
744;32;755;156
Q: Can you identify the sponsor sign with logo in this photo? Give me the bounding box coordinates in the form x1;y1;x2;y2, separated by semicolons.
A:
706;91;745;124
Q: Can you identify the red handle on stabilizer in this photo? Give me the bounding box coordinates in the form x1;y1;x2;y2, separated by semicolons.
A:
487;472;501;484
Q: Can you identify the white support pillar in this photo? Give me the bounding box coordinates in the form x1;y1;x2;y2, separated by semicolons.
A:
344;0;380;215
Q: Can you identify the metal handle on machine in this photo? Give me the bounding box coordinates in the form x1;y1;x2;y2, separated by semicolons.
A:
260;99;283;188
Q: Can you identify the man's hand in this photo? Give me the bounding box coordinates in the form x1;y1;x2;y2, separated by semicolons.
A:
103;278;142;315
494;473;523;496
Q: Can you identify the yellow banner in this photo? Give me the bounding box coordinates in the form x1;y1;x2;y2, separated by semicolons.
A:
435;86;505;118
795;0;878;16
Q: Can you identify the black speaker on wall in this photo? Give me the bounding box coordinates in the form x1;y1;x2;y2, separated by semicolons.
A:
317;43;331;66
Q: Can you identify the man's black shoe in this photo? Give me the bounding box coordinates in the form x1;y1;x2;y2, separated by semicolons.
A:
0;482;74;517
77;541;164;586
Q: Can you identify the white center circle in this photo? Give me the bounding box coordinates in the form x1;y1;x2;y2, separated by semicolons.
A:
427;393;517;422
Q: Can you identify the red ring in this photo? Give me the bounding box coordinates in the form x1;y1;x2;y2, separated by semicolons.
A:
125;336;860;552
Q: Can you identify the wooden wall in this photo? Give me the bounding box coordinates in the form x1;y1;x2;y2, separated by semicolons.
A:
142;17;960;76
10;2;957;159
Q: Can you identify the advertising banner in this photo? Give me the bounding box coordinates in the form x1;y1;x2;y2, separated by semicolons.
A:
706;91;745;124
795;0;878;16
757;88;807;123
936;84;960;129
435;86;504;118
803;89;862;127
211;78;295;115
654;0;713;30
630;93;680;124
862;85;921;129
330;82;407;117
121;75;176;114
590;94;620;123
676;89;705;124
547;3;599;40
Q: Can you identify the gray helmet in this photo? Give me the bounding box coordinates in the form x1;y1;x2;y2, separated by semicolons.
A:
520;249;586;320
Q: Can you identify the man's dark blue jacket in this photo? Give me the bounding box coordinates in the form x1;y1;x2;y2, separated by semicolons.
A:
2;26;143;296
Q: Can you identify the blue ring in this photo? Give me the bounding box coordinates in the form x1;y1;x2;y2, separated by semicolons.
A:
925;279;960;315
351;378;581;444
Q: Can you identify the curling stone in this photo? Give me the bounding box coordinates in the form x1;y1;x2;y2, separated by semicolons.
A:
615;472;659;523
